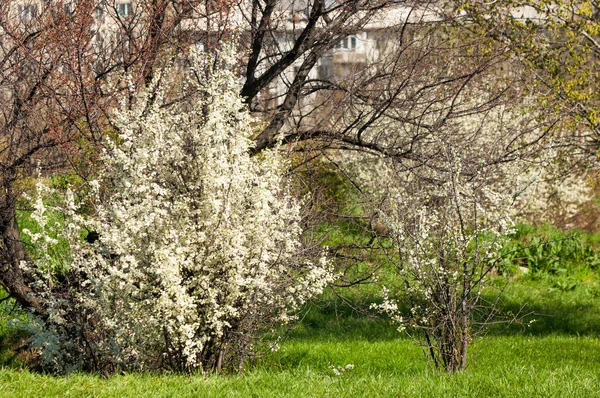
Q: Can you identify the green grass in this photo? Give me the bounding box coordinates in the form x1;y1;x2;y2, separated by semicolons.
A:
2;280;600;397
2;223;600;396
1;336;599;397
0;292;31;370
490;277;600;336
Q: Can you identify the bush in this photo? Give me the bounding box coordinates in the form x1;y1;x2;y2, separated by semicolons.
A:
21;46;331;374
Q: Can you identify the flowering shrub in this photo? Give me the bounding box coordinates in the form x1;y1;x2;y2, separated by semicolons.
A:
372;148;515;372
22;46;331;374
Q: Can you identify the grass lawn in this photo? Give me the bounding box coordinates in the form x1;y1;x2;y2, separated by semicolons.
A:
2;224;600;397
1;336;598;397
2;275;600;397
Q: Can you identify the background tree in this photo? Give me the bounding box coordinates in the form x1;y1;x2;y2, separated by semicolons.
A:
235;1;554;282
456;1;600;154
451;1;600;229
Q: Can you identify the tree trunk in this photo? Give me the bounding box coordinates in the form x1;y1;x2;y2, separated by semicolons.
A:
0;196;45;316
459;301;469;371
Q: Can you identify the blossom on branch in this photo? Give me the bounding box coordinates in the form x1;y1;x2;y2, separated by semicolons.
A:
24;45;331;374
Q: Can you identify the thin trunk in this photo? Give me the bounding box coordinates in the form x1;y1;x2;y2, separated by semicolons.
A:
0;198;45;316
460;301;469;371
422;329;439;370
216;347;225;373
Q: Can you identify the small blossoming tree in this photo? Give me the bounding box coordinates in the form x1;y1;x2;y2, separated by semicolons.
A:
23;46;331;374
373;148;515;373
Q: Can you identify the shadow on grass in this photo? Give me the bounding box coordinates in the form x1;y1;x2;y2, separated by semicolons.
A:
0;295;37;369
0;323;32;368
287;293;400;342
291;275;600;345
482;279;600;337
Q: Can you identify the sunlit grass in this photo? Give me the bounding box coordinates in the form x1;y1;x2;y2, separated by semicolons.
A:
2;223;600;396
1;335;599;397
2;280;600;397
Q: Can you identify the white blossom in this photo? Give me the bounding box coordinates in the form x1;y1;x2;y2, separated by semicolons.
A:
23;45;332;373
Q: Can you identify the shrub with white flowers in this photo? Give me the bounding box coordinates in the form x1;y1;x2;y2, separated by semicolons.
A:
23;46;331;374
373;147;515;373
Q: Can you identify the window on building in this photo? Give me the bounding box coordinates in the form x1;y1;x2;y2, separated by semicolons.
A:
325;0;338;10
117;2;132;17
335;36;357;51
18;4;37;21
94;6;104;19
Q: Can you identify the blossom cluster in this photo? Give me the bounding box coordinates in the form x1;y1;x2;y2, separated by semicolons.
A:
374;151;515;322
23;46;331;373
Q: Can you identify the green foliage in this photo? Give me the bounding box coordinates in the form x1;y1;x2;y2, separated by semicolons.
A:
13;174;100;311
309;160;372;247
458;0;600;133
0;291;32;369
16;207;70;277
497;224;600;279
15;174;93;277
314;163;360;213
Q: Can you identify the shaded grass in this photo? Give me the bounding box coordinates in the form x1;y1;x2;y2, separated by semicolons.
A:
3;276;599;396
1;336;599;397
288;292;397;342
0;294;31;369
489;277;600;336
1;286;599;397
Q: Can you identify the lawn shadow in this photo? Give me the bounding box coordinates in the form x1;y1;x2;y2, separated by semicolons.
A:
0;323;33;368
480;279;600;337
293;277;600;344
287;294;400;342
